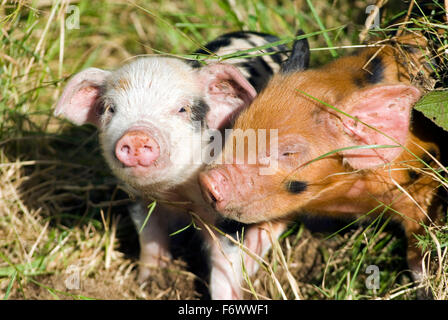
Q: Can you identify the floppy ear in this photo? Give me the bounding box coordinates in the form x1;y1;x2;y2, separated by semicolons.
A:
197;63;257;129
280;30;310;74
339;84;422;169
54;68;111;126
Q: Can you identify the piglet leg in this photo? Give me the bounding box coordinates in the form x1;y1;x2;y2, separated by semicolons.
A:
129;201;172;282
207;234;244;299
242;221;288;277
205;221;287;299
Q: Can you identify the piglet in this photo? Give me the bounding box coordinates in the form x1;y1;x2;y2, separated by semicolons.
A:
200;33;445;289
54;31;310;299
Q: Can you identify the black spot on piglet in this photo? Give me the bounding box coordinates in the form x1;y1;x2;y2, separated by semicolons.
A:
286;180;308;194
408;170;420;181
365;56;384;85
191;99;210;125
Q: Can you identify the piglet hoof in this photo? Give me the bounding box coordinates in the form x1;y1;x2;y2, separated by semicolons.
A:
137;254;172;283
137;266;152;284
210;281;243;300
410;268;433;300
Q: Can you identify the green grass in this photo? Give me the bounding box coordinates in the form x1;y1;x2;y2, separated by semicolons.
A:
0;0;447;300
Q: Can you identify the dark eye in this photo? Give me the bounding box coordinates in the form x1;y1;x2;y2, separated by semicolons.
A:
98;103;115;115
282;152;296;157
178;104;192;114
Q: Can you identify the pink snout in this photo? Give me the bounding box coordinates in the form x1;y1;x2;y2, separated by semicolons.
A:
199;169;232;212
115;130;160;168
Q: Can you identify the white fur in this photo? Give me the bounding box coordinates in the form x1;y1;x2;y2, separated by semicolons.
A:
99;57;204;194
97;56;256;300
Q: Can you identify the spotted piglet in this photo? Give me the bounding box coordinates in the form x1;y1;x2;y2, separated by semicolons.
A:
54;31;310;299
200;33;446;289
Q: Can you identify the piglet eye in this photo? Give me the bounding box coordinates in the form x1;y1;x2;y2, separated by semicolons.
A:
98;103;115;115
105;103;115;114
178;104;192;114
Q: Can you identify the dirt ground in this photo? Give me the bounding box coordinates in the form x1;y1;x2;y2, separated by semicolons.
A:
9;210;412;301
12;226;326;300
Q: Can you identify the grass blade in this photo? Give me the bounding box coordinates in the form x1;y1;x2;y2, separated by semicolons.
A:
306;0;338;57
138;201;157;234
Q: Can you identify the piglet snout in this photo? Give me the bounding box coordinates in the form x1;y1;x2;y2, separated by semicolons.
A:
199;170;231;211
115;130;160;167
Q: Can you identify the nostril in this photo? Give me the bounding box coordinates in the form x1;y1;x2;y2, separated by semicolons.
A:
209;191;217;203
120;144;131;154
199;172;219;205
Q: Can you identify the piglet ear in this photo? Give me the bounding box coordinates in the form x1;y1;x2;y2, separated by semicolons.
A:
340;84;422;169
54;68;110;126
198;63;257;129
280;30;310;74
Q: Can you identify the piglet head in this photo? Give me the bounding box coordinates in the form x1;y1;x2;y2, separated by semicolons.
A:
199;70;422;223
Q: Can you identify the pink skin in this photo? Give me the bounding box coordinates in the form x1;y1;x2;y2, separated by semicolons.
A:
199;164;269;223
199;169;231;212
115;130;160;168
110;124;172;185
199;167;243;216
